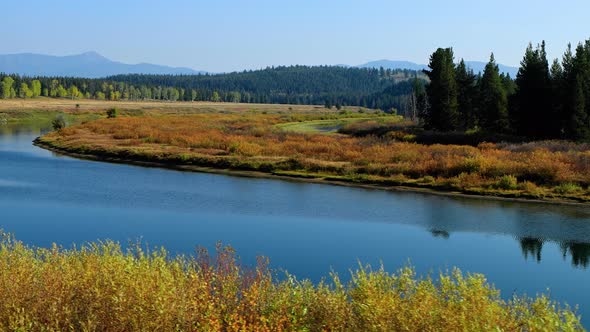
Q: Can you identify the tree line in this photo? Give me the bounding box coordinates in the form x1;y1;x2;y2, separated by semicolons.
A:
422;38;590;140
0;66;423;111
3;38;589;142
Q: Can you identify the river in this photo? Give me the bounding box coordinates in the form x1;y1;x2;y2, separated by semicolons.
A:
1;124;590;326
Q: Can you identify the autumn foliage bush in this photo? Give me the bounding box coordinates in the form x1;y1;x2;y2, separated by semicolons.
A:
0;234;583;332
41;113;590;201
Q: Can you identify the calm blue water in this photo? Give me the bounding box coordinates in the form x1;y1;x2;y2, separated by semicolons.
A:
1;124;590;326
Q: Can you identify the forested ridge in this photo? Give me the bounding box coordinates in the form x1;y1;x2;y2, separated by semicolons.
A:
0;66;424;113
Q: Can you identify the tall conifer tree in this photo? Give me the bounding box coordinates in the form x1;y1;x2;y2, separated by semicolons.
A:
424;48;459;131
564;42;590;140
513;42;555;138
455;59;478;129
479;54;509;132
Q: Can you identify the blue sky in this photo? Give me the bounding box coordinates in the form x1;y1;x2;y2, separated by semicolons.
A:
3;0;589;72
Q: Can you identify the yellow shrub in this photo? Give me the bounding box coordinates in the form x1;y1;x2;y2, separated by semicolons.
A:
0;235;583;332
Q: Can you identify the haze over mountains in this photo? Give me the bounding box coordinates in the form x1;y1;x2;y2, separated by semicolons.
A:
0;52;204;78
0;52;519;78
357;60;519;78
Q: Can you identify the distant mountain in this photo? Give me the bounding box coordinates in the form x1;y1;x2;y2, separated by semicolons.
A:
0;51;520;79
0;52;205;78
462;61;519;78
357;59;519;78
358;60;428;71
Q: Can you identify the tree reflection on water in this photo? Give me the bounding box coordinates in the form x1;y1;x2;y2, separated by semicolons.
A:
429;230;590;269
517;238;590;268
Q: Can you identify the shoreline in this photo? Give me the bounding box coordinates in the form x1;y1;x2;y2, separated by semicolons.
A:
33;138;590;208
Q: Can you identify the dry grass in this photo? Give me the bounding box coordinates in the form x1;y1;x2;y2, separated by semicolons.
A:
39;113;590;203
0;97;328;113
0;234;582;331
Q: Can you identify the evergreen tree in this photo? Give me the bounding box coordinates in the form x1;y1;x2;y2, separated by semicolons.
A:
455;59;478;129
569;75;589;139
549;59;565;136
424;48;459;131
479;54;509;132
513;42;555;138
501;73;516;97
563;42;590;140
407;77;427;121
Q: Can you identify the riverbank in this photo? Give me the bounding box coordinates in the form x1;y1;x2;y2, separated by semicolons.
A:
34;136;590;206
33;110;590;205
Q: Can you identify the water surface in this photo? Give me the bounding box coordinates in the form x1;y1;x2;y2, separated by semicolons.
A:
1;124;589;326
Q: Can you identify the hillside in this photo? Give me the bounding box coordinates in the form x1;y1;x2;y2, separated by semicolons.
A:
0;65;425;114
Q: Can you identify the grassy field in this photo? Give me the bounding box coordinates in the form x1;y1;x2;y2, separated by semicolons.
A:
0;97;333;113
0;234;582;331
0;98;374;128
36;108;590;204
276;116;402;134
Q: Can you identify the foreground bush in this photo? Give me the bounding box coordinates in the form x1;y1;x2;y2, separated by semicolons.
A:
0;235;582;331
